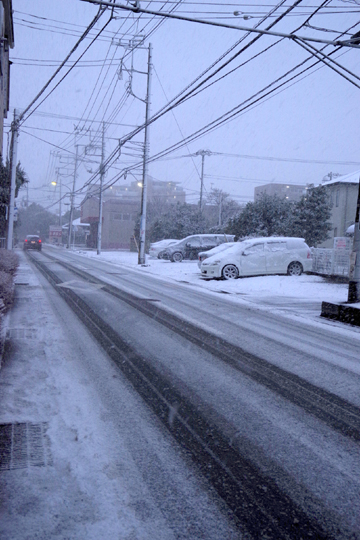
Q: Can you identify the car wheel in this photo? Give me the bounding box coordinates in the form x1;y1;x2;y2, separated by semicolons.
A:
222;264;239;279
171;252;183;263
287;261;303;276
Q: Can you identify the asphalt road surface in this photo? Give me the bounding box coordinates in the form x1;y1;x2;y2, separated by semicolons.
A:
1;246;359;539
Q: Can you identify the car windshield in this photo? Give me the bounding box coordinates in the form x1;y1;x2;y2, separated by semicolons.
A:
215;240;254;256
204;242;236;255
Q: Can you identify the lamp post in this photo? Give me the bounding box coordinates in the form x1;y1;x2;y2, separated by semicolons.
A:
51;173;73;235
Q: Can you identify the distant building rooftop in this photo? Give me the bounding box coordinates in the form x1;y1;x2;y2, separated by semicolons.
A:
322;170;360;186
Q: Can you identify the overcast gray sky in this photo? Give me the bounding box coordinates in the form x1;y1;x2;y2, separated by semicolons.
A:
7;0;360;213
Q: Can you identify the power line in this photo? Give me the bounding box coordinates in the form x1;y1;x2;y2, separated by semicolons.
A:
80;0;360;49
18;6;109;124
77;0;301;193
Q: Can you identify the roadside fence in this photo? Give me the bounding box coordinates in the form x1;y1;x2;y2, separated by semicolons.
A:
311;237;352;277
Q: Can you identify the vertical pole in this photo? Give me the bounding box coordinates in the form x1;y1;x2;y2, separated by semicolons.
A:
200;152;205;213
97;122;106;255
348;178;360;302
219;193;222;227
67;139;79;249
138;43;152;265
55;168;62;227
7;110;19;250
59;174;62;229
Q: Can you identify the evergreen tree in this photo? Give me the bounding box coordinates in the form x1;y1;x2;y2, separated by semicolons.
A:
149;203;208;241
225;193;293;239
134;202;209;247
290;185;332;246
0;160;28;237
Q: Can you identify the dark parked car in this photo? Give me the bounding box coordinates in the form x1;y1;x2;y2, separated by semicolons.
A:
164;234;235;262
23;235;42;251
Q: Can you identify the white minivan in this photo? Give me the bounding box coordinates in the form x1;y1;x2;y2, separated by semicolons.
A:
200;237;312;279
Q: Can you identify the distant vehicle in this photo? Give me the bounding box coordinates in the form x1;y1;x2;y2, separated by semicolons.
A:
201;237;312;279
164;234;235;263
197;242;237;268
149;239;178;259
23;235;42;251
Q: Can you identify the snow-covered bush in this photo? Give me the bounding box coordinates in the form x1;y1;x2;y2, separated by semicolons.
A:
0;251;19;363
0;270;14;308
0;249;19;275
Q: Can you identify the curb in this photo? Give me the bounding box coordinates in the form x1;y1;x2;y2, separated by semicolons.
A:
321;301;360;327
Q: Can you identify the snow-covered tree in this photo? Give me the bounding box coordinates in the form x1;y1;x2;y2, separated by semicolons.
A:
290;185;332;246
134;202;209;247
0;160;28;237
149;203;207;241
206;188;240;227
225;193;293;239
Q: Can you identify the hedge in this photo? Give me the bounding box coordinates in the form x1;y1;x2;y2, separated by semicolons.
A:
0;250;19;361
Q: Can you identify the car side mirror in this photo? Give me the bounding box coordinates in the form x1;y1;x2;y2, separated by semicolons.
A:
242;252;248;256
186;242;191;247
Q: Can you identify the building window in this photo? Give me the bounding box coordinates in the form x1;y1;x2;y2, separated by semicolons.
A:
334;227;338;237
336;189;339;207
113;213;122;220
123;213;130;220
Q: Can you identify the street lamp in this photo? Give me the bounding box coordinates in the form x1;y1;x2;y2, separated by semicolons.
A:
50;171;73;230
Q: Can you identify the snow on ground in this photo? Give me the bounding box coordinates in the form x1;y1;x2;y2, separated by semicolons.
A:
72;249;350;305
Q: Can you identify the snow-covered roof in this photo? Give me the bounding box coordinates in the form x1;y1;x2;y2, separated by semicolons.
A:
62;217;90;230
322;170;360;186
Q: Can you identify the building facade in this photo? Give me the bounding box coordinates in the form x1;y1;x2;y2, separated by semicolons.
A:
81;177;186;249
254;183;306;202
318;170;360;248
0;1;14;160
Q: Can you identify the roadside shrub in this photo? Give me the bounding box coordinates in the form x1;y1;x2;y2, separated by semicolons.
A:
0;270;14;308
0;249;19;275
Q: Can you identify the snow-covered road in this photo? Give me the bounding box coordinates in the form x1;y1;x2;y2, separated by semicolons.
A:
1;246;360;539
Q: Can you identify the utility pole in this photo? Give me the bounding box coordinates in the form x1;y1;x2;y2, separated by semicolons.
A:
53;168;62;228
348;178;360;302
6;110;19;250
97;122;106;255
219;194;222;227
138;43;152;265
67;138;79;249
196;149;211;213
